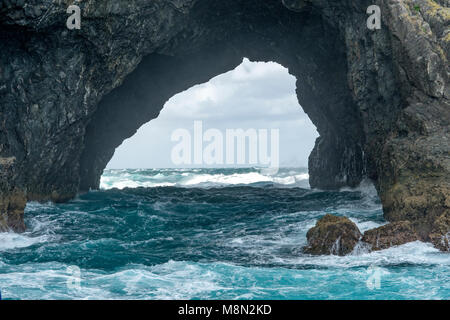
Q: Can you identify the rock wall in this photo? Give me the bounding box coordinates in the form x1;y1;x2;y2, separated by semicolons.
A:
0;0;448;248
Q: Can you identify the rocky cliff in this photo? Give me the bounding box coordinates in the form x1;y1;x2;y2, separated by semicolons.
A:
0;0;448;250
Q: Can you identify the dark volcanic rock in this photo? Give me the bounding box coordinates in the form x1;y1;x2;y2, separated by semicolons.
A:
0;187;26;232
362;221;420;251
0;0;449;248
0;157;26;232
304;214;362;256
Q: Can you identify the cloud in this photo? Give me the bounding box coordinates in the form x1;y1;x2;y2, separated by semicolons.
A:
107;58;319;169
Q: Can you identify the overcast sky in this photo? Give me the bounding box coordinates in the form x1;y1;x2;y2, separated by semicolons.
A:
107;58;319;169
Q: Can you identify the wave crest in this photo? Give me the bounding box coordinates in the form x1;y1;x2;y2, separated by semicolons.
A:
100;168;310;189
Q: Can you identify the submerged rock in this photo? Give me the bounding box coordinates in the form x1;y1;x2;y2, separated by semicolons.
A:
304;214;362;256
362;221;420;251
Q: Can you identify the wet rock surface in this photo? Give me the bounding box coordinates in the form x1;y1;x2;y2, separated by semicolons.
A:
306;213;450;253
0;0;449;249
304;214;362;256
429;212;450;251
362;221;421;251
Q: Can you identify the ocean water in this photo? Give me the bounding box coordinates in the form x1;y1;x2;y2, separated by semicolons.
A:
0;168;448;300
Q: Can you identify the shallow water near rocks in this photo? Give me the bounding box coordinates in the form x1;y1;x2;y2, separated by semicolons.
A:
0;168;449;299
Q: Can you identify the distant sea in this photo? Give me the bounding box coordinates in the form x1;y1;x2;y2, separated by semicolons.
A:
0;168;448;299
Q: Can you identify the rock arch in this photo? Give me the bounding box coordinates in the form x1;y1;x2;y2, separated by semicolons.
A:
0;0;448;250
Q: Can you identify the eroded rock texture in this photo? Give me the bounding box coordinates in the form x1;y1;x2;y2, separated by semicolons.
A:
362;221;421;250
304;214;362;255
0;0;449;249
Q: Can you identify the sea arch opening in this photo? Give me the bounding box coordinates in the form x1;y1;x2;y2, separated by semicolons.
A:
79;0;368;195
100;58;319;189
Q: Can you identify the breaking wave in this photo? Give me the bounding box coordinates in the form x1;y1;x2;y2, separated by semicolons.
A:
100;167;310;189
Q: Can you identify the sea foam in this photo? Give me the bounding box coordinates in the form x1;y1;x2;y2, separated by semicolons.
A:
100;168;310;189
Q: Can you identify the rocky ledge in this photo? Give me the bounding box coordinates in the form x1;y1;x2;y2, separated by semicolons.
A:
362;221;421;250
305;213;450;255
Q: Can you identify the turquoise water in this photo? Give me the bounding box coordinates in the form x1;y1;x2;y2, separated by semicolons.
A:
0;168;449;300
